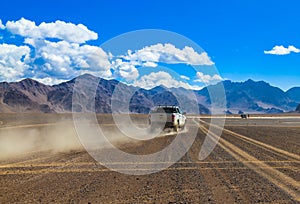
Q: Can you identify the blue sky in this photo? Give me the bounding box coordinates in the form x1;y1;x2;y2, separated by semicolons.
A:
0;0;299;90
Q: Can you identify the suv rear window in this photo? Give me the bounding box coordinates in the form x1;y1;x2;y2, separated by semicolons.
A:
153;107;178;113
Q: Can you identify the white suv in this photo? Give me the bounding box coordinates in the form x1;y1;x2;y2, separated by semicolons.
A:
149;106;186;132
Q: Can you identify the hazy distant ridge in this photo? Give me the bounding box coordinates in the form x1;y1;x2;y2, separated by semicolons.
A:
0;74;299;114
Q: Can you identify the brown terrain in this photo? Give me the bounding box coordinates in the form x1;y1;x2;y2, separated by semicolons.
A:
0;114;299;203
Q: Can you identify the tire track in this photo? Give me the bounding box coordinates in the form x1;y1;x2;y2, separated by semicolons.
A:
196;120;300;202
0;151;64;166
1;160;298;168
199;119;300;161
0;150;92;197
0;166;297;175
0;122;69;130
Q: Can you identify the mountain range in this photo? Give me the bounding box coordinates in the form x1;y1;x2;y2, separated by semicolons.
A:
0;74;299;114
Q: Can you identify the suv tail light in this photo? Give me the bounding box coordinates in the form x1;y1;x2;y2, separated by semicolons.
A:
172;114;175;122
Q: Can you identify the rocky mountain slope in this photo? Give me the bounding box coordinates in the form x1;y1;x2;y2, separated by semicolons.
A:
199;79;298;113
287;87;300;103
296;104;300;113
0;74;299;114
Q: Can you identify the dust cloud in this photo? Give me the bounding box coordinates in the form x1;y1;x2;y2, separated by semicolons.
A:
0;115;178;161
0;119;145;160
0;121;83;160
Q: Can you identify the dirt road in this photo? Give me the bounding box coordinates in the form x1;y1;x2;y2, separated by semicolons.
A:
0;114;299;203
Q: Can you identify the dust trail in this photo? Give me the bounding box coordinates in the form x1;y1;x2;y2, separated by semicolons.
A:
0;121;83;160
0;115;184;161
0;122;140;160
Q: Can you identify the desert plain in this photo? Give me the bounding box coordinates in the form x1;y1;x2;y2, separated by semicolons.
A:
0;113;299;203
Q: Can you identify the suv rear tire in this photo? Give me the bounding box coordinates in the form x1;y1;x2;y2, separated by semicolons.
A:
174;125;179;132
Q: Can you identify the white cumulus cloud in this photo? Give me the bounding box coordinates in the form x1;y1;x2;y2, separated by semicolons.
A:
180;75;190;80
29;39;112;80
264;45;300;55
31;77;66;85
5;18;98;44
0;43;30;81
0;18;113;83
111;59;139;81
123;43;214;66
0;18;217;89
141;61;158;67
133;71;201;90
194;72;223;84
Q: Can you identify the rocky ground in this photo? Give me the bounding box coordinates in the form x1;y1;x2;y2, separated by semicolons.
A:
0;114;299;203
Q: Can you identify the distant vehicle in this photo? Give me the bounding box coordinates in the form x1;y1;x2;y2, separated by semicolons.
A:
149;105;186;132
241;114;250;119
